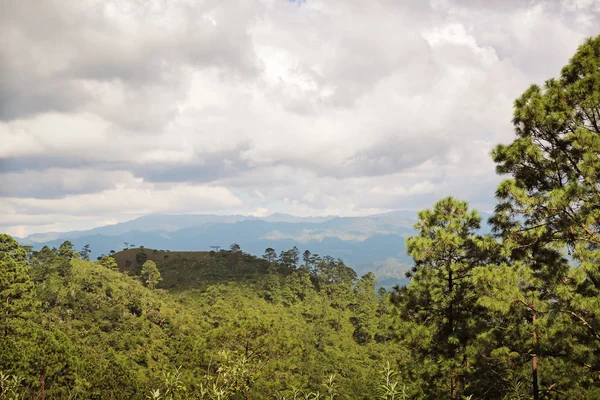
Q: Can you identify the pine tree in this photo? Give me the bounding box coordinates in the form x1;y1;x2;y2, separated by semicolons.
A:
57;240;77;260
279;246;300;269
79;244;91;261
262;247;278;263
395;197;497;399
491;34;600;390
350;272;378;344
0;235;77;393
0;234;34;329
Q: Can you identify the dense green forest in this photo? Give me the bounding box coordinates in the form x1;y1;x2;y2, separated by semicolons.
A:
2;35;600;399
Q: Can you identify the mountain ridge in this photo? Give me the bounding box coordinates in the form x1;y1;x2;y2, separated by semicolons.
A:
17;210;492;287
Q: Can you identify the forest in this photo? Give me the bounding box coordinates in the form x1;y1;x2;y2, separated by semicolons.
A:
1;35;600;400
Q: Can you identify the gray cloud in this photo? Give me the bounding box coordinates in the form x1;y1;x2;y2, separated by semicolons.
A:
1;0;599;236
132;147;255;184
0;0;263;126
0;169;128;199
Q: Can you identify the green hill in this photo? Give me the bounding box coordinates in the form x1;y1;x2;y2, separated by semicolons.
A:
2;236;402;399
112;247;274;291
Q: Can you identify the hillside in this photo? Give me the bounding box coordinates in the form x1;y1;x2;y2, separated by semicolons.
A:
2;235;404;399
112;248;274;291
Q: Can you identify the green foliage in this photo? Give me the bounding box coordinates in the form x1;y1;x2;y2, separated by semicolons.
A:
488;34;600;397
0;234;33;323
141;260;162;289
263;247;278;263
79;244;91;261
0;371;25;400
136;251;149;265
57;240;77;260
394;197;499;399
1;235;402;398
97;255;119;270
378;362;409;400
279;246;300;269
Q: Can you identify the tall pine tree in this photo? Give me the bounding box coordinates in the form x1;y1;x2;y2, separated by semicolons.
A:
394;197;497;399
491;34;600;394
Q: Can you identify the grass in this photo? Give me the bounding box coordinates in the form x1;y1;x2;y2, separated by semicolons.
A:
112;248;271;292
112;248;211;272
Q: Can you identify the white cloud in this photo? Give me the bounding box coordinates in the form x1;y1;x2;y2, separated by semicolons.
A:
3;184;241;215
0;183;243;236
1;0;598;235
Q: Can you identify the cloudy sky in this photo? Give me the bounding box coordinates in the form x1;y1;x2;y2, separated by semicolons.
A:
1;0;599;237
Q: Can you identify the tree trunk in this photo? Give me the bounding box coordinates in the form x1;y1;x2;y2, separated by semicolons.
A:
448;266;457;399
532;311;539;400
40;375;45;400
450;369;457;400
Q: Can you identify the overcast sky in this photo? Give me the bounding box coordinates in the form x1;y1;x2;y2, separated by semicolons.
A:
1;0;599;237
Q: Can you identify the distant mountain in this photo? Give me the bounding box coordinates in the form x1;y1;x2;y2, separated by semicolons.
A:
17;210;493;288
19;213;338;244
261;213;334;223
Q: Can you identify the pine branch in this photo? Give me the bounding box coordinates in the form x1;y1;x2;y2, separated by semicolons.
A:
566;310;600;341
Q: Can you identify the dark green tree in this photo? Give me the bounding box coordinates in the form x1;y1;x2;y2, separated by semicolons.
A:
303;249;312;268
79;244;91;261
490;34;600;396
262;247;277;263
395;197;497;399
0;235;77;394
279;246;300;269
0;234;33;329
351;272;378;344
136;251;148;265
314;256;356;286
57;241;77;260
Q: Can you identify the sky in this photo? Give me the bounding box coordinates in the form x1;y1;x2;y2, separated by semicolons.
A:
1;0;599;237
